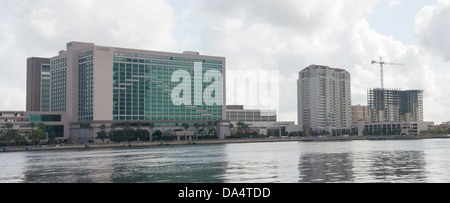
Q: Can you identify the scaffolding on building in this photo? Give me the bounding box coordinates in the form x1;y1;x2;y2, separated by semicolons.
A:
368;88;424;123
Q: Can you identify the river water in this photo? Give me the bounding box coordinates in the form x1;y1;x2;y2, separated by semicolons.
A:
1;139;450;183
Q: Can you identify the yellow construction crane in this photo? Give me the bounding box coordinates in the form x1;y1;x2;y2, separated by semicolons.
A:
371;57;404;89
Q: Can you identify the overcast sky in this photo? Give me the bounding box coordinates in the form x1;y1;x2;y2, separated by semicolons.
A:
1;0;449;124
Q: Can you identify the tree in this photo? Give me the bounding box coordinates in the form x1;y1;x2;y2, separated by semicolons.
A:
29;122;36;142
123;122;132;141
206;121;216;137
136;129;150;141
97;124;108;143
96;131;108;143
37;122;46;131
236;122;250;137
183;123;190;131
28;130;39;145
111;123;117;131
48;131;58;145
149;123;155;142
363;129;368;136
5;122;13;129
2;129;22;146
100;124;106;131
123;128;137;142
311;130;319;137
194;123;200;140
136;121;142;130
229;123;235;136
34;129;48;145
81;123;92;143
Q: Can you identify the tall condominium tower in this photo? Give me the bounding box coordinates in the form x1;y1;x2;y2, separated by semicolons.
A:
26;57;51;112
297;65;352;132
47;42;228;138
368;89;423;123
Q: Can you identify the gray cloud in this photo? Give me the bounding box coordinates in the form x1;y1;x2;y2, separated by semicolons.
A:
187;0;448;124
415;1;450;62
0;0;178;110
0;0;449;124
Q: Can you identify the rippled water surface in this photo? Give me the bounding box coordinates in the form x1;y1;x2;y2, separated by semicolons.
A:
1;139;450;183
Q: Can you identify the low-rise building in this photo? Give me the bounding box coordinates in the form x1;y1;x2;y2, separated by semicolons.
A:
226;105;277;122
0;111;29;137
357;121;434;136
226;105;298;136
0;111;68;143
352;105;369;124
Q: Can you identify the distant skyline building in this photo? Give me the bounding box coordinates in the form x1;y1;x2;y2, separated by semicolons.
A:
26;57;50;112
352;105;369;124
368;89;424;123
225;105;297;136
297;65;352;133
226;105;277;123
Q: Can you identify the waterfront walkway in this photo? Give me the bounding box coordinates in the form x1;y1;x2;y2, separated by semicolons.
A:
2;135;450;153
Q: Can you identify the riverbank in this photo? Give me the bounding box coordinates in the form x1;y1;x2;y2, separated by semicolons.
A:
2;135;450;153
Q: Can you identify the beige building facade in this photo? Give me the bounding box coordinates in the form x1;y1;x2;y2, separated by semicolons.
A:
352;105;369;124
298;65;352;132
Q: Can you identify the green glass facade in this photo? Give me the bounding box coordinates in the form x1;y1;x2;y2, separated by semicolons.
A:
40;64;50;111
29;114;62;123
112;53;223;122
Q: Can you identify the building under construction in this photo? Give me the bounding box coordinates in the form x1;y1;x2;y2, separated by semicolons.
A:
368;89;424;123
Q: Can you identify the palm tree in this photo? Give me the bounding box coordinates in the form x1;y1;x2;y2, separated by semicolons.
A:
183;123;190;131
29;122;36;143
5;122;13;129
125;121;131;129
37;122;46;131
206;121;216;137
28;123;48;145
182;123;191;141
201;123;206;135
81;123;92;143
111;123;117;131
236;121;249;137
149;123;155;142
194;122;200;141
96;124;108;143
48;131;57;145
3;129;22;146
100;124;106;131
229;123;235;136
34;129;48;145
136;121;142;130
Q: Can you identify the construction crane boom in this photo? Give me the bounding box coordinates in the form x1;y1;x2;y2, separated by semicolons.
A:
371;57;404;89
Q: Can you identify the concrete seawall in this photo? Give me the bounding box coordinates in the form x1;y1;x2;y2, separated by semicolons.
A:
2;135;449;153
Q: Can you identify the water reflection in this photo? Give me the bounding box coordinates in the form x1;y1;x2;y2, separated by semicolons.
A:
366;151;426;183
299;153;353;183
109;146;227;183
1;139;450;183
23;150;114;183
222;142;300;183
298;151;427;183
